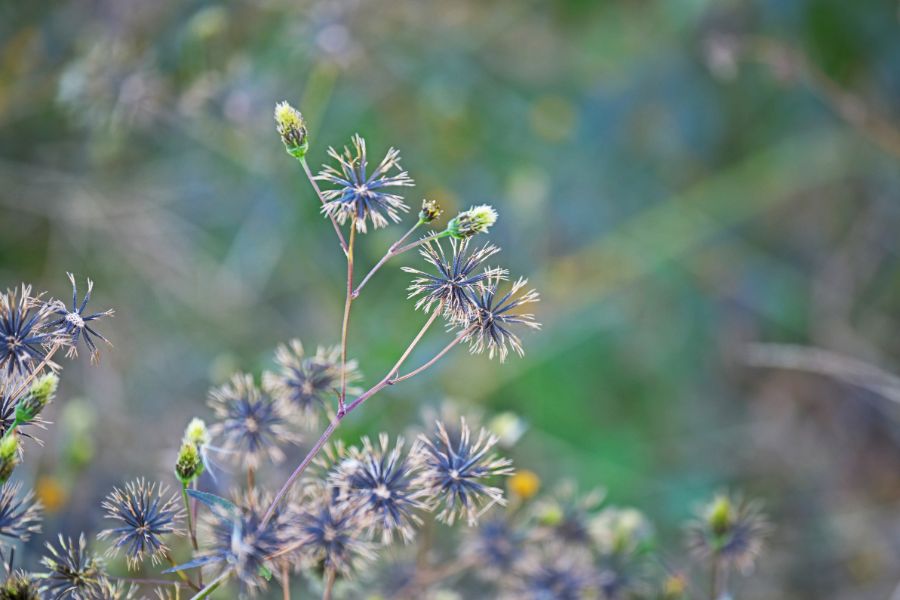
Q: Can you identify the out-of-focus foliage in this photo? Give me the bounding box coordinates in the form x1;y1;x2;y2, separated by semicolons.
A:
2;0;900;598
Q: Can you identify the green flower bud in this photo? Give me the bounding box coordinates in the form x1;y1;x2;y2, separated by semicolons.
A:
418;199;442;224
706;494;734;537
15;373;58;424
274;101;309;159
183;417;210;447
0;435;20;484
446;204;498;239
175;441;203;484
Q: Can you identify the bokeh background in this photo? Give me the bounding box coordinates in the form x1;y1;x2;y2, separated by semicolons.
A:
2;0;900;598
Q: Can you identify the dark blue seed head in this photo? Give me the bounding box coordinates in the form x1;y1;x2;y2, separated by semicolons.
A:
46;274;113;364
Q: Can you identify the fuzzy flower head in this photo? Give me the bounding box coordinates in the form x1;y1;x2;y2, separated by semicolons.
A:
331;433;427;544
413;418;514;526
462;276;540;362
47;273;114;363
462;518;526;581
198;493;296;595
686;493;770;574
295;490;374;578
274;101;308;159
533;483;605;548
263;341;359;428
0;285;55;378
0;482;42;545
40;534;108;600
99;479;184;569
403;238;506;322
446;205;498;239
208;373;297;468
503;545;596;600
317;134;414;233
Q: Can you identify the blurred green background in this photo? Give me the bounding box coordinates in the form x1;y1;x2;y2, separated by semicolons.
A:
2;0;900;598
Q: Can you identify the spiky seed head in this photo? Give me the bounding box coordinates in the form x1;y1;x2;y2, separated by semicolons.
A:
16;373;58;424
0;482;42;545
174;441;203;485
275;101;308;159
40;534;109;599
418;199;442;224
686;492;770;574
0;435;19;484
99;479;184;570
446;205;498;239
183;418;210;447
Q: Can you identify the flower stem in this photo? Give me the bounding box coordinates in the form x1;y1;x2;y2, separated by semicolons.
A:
390;327;470;385
338;226;356;415
281;559;291;600
165;550;201;592
181;484;199;553
352;221;423;299
261;310;444;525
300;158;348;255
322;567;336;600
189;569;230;600
8;343;61;403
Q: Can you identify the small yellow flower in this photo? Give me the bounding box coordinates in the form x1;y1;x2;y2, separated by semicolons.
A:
509;469;540;500
662;573;687;598
36;475;68;513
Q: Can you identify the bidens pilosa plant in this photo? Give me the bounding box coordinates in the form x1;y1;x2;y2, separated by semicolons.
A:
0;103;768;600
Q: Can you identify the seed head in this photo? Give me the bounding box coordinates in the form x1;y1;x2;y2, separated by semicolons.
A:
0;285;55;378
0;571;40;600
99;479;184;569
0;482;42;545
412;418;513;526
462;276;541;362
40;534;109;600
295;490;374;578
46;273;114;364
686;492;770;574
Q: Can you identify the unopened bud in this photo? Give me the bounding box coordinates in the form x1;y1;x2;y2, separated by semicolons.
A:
175;441;203;484
16;373;58;424
707;494;734;536
274;101;309;159
446;204;497;239
183;418;210;447
418;199;442;224
0;435;20;483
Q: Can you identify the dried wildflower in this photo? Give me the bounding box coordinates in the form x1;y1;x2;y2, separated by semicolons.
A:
0;483;41;545
40;534;108;600
99;479;183;569
194;493;296;594
0;571;40;599
295;493;374;578
503;545;596;600
274;101;308;159
208;373;296;468
263;341;359;428
15;373;58;425
413;418;513;525
418;199;442;224
462;518;526;580
462;276;540;362
403;238;505;322
47;274;113;363
446;205;497;239
686;493;769;574
316;134;414;233
0;285;55;378
331;434;427;544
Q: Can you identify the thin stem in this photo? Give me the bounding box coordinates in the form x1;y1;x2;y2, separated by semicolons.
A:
189;569;230;600
391;327;471;385
352;221;422;299
181;484;199;553
111;576;192;587
322;567;336;600
262;311;444;525
247;465;255;492
281;559;291;600
300;158;348;254
9;343;61;403
338;226;356;414
165;550;201;592
392;230;448;256
710;555;721;600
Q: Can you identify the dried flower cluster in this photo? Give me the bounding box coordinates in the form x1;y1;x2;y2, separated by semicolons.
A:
0;103;770;600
